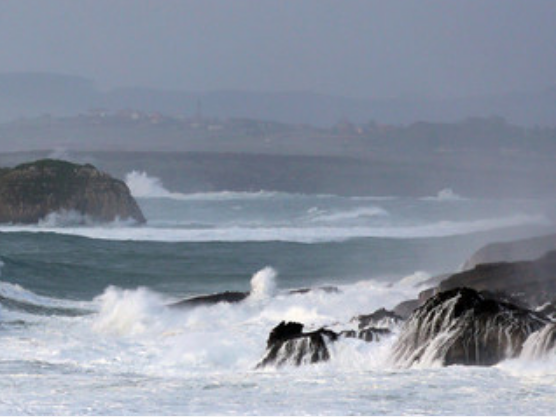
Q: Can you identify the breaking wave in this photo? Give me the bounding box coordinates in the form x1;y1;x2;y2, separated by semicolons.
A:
423;188;465;201
306;206;388;223
125;171;188;199
0;213;548;243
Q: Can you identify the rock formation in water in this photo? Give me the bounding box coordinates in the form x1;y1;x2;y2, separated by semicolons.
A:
258;308;402;368
352;308;403;329
390;288;549;367
257;321;338;368
171;291;249;308
0;159;145;224
171;286;341;309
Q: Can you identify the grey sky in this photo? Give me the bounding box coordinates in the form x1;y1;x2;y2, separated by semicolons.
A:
0;0;555;99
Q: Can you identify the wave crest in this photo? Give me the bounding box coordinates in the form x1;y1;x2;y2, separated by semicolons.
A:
125;171;186;199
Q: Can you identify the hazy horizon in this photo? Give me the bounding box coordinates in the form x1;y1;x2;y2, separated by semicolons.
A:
1;0;556;100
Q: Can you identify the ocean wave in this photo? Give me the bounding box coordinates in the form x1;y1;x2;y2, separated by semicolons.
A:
125;170;399;201
306;206;389;223
0;280;92;318
125;170;189;199
125;170;284;201
0;214;548;243
422;188;466;202
37;209;139;228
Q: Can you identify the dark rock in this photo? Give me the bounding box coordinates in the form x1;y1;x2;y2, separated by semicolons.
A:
257;321;338;368
340;327;391;342
289;286;340;295
390;288;549;367
463;233;556;270
170;291;248;308
352;308;402;330
266;321;305;346
0;159;145;224
423;251;556;308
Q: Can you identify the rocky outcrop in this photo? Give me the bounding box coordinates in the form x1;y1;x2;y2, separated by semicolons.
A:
339;327;391;343
171;286;341;309
258;308;402;368
390;288;549;367
0;159;145;224
257;321;338;368
171;291;249;308
463;233;556;270
420;251;556;309
352;308;402;329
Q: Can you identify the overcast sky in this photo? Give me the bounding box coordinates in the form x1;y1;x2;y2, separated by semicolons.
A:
0;0;555;99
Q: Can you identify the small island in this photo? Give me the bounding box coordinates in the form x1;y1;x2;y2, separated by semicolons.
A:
0;159;146;224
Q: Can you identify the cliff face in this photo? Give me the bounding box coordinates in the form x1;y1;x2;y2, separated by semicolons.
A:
0;159;146;224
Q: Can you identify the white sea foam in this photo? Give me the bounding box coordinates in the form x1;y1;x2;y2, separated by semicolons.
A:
125;170;286;201
38;210;93;227
125;170;188;199
37;210;138;228
125;170;401;202
0;280;90;310
2;272;556;415
0;213;548;243
306;206;388;223
92;286;167;336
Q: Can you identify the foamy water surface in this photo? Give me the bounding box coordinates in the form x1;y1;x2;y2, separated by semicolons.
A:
0;173;555;415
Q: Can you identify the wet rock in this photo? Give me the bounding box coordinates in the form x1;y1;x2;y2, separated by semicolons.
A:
390;287;549;367
257;321;338;368
352;308;402;330
340;327;391;342
170;291;248;308
289;286;340;295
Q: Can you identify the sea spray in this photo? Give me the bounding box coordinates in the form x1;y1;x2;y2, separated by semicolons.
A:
249;266;278;300
125;170;185;199
93;286;167;336
520;322;556;359
397;271;431;287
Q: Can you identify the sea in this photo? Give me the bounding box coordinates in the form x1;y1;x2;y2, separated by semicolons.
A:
0;171;555;415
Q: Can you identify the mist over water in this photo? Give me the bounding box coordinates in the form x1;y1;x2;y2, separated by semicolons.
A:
0;173;555;414
1;2;555;413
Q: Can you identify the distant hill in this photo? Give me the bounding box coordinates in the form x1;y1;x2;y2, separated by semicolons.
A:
1;72;555;126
